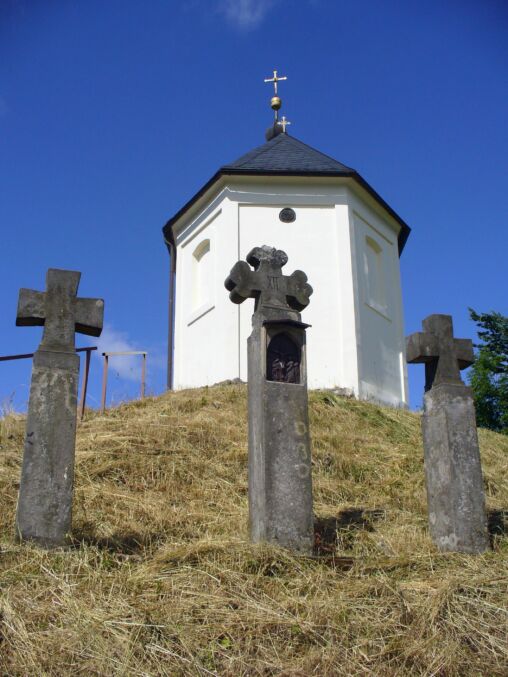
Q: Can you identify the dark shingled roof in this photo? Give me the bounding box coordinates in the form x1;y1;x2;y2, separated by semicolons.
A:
163;133;411;253
222;133;354;173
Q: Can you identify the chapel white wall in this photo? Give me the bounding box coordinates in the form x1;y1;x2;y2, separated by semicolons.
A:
348;193;408;406
171;179;408;407
173;193;239;388
237;201;350;390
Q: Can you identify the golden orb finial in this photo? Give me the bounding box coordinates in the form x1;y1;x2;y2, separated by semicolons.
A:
271;96;282;111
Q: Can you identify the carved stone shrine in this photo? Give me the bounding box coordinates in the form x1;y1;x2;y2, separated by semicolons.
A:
225;245;314;553
407;314;489;553
16;269;104;547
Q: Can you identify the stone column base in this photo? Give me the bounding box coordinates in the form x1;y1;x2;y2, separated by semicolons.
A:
422;383;489;553
248;321;314;554
15;349;80;547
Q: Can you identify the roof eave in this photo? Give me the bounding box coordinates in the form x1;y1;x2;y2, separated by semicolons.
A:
162;169;223;248
350;173;411;254
162;169;411;254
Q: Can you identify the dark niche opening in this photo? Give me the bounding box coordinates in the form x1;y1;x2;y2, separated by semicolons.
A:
267;333;301;384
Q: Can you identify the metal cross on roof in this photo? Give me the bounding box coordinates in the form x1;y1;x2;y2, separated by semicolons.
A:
280;116;291;133
264;69;287;95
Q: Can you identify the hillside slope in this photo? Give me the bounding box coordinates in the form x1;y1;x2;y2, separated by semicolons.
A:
1;385;507;676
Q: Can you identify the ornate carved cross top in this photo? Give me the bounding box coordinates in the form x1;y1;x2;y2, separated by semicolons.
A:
406;314;474;391
225;246;313;317
16;269;104;352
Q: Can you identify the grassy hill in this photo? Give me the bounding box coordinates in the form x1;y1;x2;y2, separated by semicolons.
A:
1;385;507;676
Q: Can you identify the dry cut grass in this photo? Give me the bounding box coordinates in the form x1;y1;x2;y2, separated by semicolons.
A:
1;385;507;676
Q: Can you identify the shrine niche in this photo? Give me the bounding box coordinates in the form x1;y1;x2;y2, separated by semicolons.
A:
266;332;300;384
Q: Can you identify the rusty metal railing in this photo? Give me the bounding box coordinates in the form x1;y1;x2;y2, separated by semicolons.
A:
100;351;147;414
0;346;97;420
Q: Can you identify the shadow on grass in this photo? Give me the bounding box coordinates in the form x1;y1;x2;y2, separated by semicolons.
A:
487;509;508;544
314;507;385;556
70;526;162;555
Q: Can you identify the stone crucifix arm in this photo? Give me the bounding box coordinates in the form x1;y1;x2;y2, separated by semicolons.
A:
225;260;258;305
224;245;313;315
286;269;312;312
406;332;438;364
75;297;105;336
16;268;104;352
16;289;46;327
406;314;474;391
454;338;475;370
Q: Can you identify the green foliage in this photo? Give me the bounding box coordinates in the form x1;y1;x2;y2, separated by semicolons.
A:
468;309;508;434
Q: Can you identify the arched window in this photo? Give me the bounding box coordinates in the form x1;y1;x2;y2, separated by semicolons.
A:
192;239;211;311
364;236;386;312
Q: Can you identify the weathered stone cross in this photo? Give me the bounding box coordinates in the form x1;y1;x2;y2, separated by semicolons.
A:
406;314;474;391
17;269;104;351
225;246;314;554
225;245;312;318
15;269;104;547
406;313;488;554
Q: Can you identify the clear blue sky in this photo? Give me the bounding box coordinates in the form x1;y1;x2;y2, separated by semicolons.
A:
1;0;507;411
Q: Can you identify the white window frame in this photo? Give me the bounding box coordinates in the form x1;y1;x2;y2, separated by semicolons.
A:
187;238;215;325
363;235;389;319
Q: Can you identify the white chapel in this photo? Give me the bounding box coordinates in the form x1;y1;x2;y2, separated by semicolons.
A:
163;74;411;407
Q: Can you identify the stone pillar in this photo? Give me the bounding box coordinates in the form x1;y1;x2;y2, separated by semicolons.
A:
16;350;80;547
15;268;104;547
248;319;313;553
407;314;489;554
225;246;314;554
422;383;489;553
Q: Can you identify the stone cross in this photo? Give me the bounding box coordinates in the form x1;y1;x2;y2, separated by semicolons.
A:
15;269;104;547
406;314;474;391
225;245;312;317
225;246;314;554
407;314;489;554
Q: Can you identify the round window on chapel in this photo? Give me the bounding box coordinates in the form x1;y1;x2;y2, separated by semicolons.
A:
279;208;296;223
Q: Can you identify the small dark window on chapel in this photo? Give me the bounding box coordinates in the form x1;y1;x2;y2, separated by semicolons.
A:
267;333;301;384
279;208;296;223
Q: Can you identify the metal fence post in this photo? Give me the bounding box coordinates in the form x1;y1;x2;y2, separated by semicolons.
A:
141;352;146;399
101;353;109;414
78;347;93;420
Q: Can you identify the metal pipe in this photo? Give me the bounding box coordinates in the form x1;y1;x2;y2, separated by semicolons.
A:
101;351;146;356
100;351;147;410
0;352;35;362
0;346;96;362
78;348;93;420
141;353;146;399
167;239;176;390
101;354;109;414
